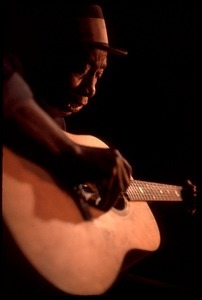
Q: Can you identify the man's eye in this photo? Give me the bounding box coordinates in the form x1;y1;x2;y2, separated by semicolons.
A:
74;67;86;75
72;62;87;75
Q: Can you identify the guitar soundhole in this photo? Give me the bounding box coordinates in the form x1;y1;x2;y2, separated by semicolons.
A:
113;195;127;210
114;194;127;210
112;193;129;216
78;184;128;213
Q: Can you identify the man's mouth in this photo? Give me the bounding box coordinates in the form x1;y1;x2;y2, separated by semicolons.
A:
66;97;88;113
67;103;84;113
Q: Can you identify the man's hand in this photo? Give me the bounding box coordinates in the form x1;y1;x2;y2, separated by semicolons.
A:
59;145;133;212
181;179;197;215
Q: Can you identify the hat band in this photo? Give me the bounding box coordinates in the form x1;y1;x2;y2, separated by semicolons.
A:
77;17;109;45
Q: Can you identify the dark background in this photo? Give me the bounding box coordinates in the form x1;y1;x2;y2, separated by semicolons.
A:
3;1;199;294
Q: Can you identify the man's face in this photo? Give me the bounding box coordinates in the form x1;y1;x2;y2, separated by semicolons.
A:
46;48;108;117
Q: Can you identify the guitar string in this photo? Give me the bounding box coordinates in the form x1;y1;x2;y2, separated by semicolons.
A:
126;180;182;202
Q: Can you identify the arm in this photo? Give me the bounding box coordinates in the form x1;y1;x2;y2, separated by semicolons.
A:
4;70;81;167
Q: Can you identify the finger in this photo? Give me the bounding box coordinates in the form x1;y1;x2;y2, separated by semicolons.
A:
99;163;123;211
115;151;131;191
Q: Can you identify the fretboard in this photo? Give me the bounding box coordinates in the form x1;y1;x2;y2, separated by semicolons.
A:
126;180;182;202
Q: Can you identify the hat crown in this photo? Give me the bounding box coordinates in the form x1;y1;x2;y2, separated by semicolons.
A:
75;5;108;46
73;4;127;56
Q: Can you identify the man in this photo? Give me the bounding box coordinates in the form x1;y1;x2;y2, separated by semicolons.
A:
3;3;196;297
3;3;135;297
3;4;132;212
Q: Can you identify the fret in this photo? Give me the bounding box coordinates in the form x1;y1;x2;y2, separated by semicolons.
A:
126;180;182;202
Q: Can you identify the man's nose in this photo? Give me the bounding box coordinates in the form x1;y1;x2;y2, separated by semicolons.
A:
85;85;96;98
84;76;96;98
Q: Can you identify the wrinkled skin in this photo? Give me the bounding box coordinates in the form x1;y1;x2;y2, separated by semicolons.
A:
46;48;107;116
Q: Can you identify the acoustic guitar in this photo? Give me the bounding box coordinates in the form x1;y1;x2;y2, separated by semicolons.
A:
2;132;186;296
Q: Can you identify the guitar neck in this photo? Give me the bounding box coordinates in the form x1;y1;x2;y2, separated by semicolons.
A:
126;180;182;202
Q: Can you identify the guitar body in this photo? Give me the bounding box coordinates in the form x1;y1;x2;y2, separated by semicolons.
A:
2;133;160;296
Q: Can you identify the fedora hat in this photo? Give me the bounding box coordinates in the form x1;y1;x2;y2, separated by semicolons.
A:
73;4;128;56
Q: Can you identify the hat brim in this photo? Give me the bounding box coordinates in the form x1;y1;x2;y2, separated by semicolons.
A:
92;42;128;56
